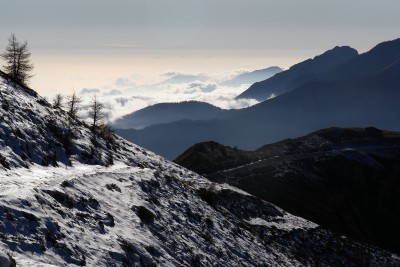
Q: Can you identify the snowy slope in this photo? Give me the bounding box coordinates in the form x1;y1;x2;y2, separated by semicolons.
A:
0;159;298;266
0;75;399;266
0;74;137;169
2;157;399;267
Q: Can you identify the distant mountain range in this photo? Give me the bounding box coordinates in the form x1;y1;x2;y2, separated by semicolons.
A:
238;39;400;101
116;38;400;159
222;66;282;87
159;73;208;84
175;127;400;254
113;66;283;130
113;101;224;129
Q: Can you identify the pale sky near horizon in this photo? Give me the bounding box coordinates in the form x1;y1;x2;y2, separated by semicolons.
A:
1;0;399;106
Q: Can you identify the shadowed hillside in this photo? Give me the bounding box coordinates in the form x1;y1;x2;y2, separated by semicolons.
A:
175;127;400;254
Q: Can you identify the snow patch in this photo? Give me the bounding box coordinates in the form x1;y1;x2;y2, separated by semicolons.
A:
247;213;318;231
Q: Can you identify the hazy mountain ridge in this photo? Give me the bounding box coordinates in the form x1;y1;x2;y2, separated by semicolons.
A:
324;38;400;80
158;73;208;85
175;127;400;254
113;101;224;129
116;119;227;160
237;38;400;101
222;66;283;87
236;45;359;101
2;74;398;266
113;65;284;130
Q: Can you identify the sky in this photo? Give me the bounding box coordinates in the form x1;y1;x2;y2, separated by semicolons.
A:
1;0;400;120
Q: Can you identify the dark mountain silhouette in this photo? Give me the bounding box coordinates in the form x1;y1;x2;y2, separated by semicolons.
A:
175;127;400;254
236;46;358;101
173;141;256;174
113;101;224;129
116;38;400;160
222;66;282;87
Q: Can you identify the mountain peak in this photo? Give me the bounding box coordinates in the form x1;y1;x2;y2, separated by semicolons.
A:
325;37;400;80
319;45;358;57
289;45;358;72
323;45;359;61
330;45;357;52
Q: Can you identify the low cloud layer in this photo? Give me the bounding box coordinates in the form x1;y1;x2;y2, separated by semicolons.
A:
74;71;260;123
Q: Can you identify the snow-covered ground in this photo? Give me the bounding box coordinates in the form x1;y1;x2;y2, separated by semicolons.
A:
0;157;307;266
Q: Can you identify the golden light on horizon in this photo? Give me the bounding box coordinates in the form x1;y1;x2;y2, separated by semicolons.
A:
31;51;312;96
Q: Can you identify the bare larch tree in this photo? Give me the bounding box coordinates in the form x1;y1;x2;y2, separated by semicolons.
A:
67;91;81;119
88;95;105;132
1;33;34;85
52;94;64;109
